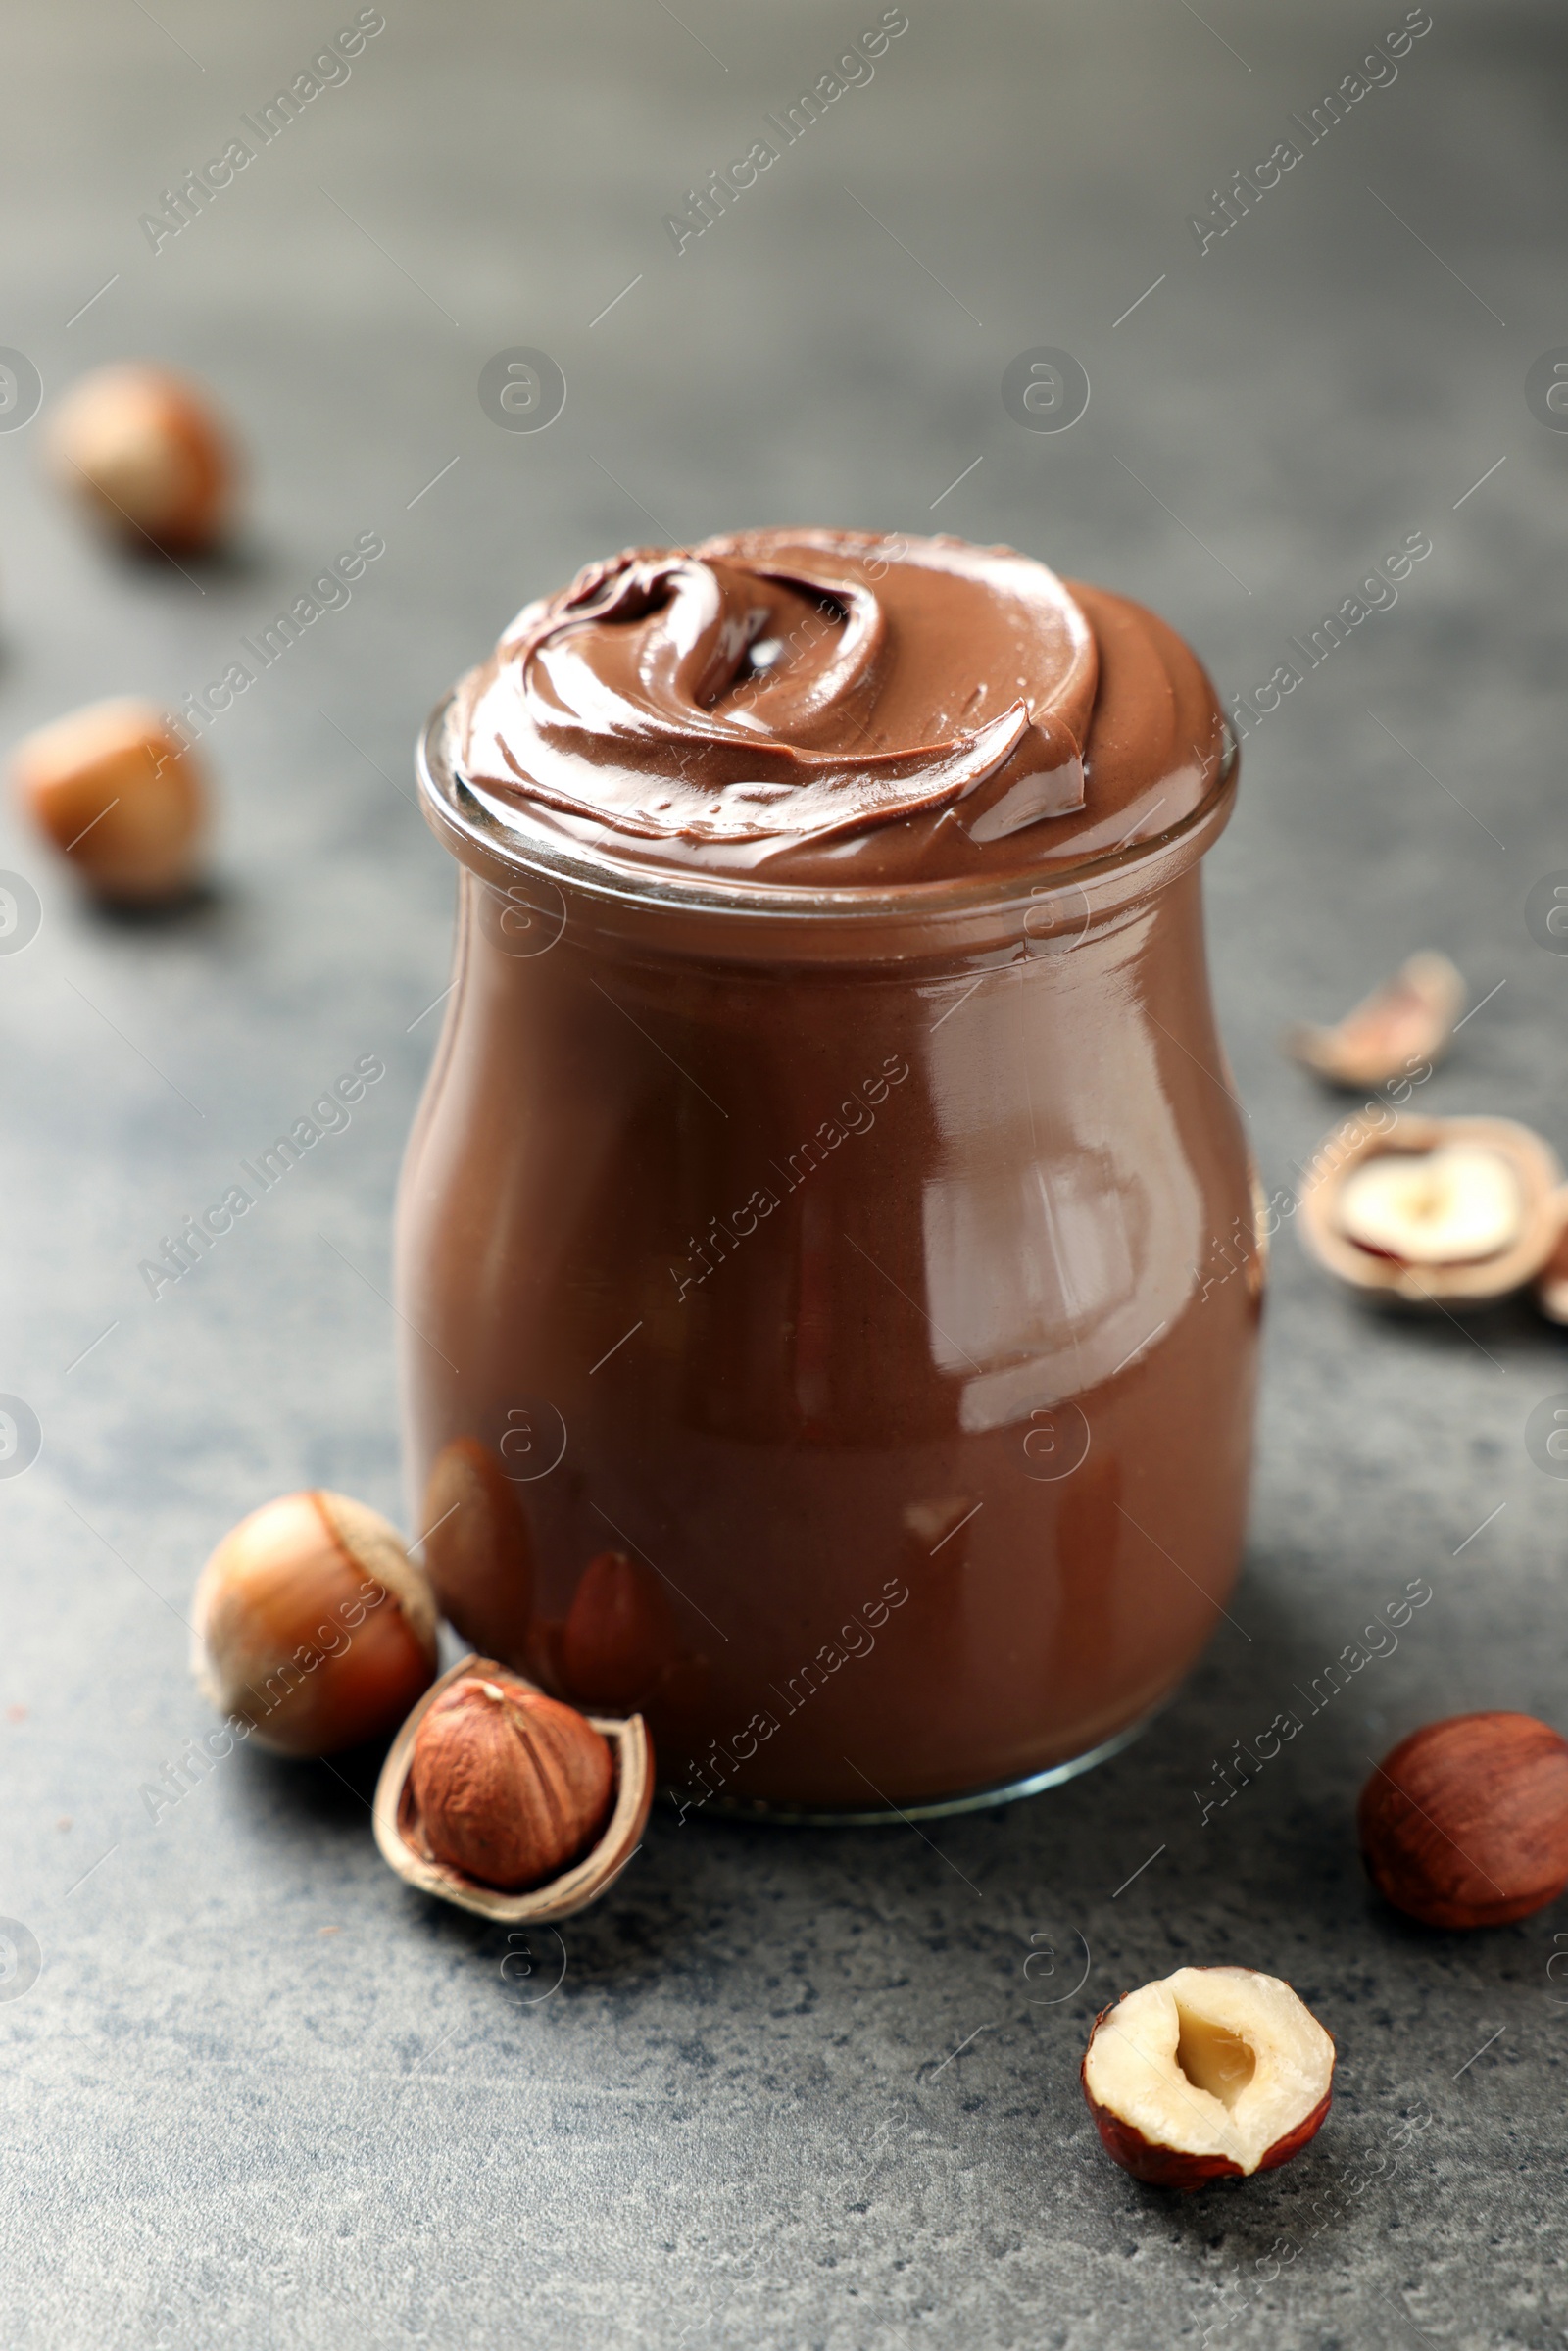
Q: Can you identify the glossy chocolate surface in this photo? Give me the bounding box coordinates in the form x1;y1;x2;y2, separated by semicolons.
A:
452;529;1227;888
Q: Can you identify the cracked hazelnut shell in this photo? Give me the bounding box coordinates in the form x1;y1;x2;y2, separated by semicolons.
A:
1286;951;1465;1090
1081;1965;1334;2189
1358;1712;1568;1929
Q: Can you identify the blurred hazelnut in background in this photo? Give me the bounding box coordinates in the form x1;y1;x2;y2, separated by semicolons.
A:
11;696;207;902
46;363;238;556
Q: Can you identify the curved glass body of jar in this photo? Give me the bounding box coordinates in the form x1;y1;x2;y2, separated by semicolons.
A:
396;710;1260;1818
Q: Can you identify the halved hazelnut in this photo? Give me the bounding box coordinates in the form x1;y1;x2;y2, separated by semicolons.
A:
11;697;206;903
1337;1144;1520;1264
1285;952;1465;1090
46;363;237;555
1358;1712;1568;1929
1297;1112;1563;1306
1082;1966;1334;2189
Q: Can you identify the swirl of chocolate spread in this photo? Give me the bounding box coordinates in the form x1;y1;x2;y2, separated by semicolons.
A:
451;528;1228;888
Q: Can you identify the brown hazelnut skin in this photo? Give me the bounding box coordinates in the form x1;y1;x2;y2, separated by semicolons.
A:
1081;2037;1332;2190
1358;1711;1568;1928
46;363;237;555
561;1549;678;1710
192;1491;438;1757
409;1674;613;1891
420;1438;534;1670
11;698;206;903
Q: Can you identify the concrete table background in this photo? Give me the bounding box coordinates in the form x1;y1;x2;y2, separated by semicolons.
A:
2;2;1566;2342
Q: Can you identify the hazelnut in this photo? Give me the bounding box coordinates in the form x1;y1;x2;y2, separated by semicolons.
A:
420;1437;534;1669
1297;1112;1564;1306
46;363;237;555
1082;1966;1334;2189
1358;1711;1568;1929
561;1549;678;1710
407;1671;613;1891
1286;951;1465;1090
1337;1144;1521;1265
192;1491;438;1757
11;697;206;903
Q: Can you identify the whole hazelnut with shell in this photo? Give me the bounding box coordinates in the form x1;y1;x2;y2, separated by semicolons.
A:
11;698;207;903
192;1490;438;1756
47;363;237;555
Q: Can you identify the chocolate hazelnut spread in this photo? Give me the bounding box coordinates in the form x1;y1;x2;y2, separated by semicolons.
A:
451;528;1227;887
399;528;1258;1817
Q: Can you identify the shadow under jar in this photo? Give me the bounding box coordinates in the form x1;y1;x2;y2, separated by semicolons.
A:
397;529;1260;1819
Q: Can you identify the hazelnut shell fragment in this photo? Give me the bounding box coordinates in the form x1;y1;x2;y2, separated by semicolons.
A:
1081;1965;1334;2189
46;363;237;555
408;1672;612;1891
1358;1712;1568;1929
1297;1112;1564;1306
1286;951;1465;1090
11;697;207;903
192;1490;438;1756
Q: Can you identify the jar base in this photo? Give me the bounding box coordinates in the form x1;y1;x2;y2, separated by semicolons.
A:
668;1699;1164;1826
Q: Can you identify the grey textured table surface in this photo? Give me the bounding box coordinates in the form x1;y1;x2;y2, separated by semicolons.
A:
3;2;1567;2344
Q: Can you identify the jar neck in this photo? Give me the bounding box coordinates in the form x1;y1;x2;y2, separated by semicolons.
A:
417;697;1239;971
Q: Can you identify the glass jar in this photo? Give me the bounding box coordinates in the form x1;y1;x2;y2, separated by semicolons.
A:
397;707;1257;1818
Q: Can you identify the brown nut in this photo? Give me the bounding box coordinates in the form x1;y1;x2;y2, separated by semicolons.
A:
1336;1143;1523;1266
46;363;237;554
11;698;206;903
419;1437;534;1670
561;1549;678;1710
407;1671;613;1891
1081;1965;1334;2189
1285;952;1465;1090
1297;1112;1564;1307
192;1491;438;1757
1358;1711;1568;1929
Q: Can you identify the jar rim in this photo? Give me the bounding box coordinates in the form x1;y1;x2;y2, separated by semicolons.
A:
416;696;1238;938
